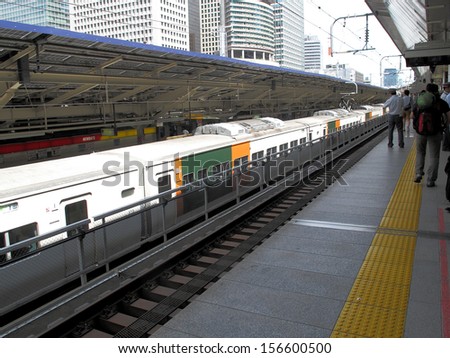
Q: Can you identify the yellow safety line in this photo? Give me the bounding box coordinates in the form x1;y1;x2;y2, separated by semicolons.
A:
331;142;422;337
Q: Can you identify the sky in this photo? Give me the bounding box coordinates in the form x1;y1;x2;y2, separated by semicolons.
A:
303;0;411;86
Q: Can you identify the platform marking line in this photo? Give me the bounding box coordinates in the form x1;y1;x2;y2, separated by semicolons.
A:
331;143;421;337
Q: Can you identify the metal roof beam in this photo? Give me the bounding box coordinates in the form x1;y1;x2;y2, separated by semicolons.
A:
47;84;99;105
0;45;35;70
0;82;21;109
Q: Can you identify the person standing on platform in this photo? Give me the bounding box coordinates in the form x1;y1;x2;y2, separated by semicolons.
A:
402;89;412;135
443;83;450;107
441;82;450;101
383;89;404;148
411;83;450;187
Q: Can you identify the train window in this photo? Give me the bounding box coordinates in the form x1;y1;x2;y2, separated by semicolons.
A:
266;147;276;159
234;156;248;171
279;143;288;155
197;168;207;179
1;223;38;262
300;138;306;145
221;161;231;178
121;188;135;198
65;200;88;238
252;151;264;161
290;140;298;149
158;175;172;203
210;163;222;175
251;151;264;167
182;173;194;185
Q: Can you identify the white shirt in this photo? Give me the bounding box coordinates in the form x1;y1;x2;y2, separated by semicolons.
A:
383;94;403;115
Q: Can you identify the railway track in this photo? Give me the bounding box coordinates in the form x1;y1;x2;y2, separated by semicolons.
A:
39;129;387;338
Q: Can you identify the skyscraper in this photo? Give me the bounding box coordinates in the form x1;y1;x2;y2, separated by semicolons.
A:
273;0;304;71
226;0;276;65
200;0;278;66
188;0;201;53
1;0;306;71
200;0;222;55
0;0;70;29
383;68;398;87
304;35;322;72
71;0;189;50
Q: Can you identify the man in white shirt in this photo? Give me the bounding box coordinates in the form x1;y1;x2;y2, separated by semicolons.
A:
383;89;404;148
441;82;450;101
443;83;450;107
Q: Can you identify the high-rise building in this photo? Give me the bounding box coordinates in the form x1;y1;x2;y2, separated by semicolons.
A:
200;0;222;55
201;0;277;66
383;68;398;87
304;35;322;73
273;0;304;71
1;0;305;71
188;0;201;53
227;0;277;65
71;0;189;50
0;0;70;29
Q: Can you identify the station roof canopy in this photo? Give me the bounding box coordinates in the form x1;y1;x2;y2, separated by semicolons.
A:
366;0;450;67
0;20;387;139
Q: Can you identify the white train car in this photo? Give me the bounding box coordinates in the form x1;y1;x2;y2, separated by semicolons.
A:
0;106;387;318
0;107;382;263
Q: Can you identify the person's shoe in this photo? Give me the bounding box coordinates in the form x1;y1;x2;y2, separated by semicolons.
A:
426;180;435;187
414;176;422;183
388;144;393;148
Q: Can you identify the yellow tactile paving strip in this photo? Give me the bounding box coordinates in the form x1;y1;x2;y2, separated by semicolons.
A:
331;143;422;337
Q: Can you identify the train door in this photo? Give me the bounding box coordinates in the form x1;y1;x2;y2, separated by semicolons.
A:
156;171;177;231
146;169;175;237
157;172;173;204
60;194;93;276
61;194;91;237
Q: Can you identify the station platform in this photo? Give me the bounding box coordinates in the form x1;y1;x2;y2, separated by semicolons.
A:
152;131;450;338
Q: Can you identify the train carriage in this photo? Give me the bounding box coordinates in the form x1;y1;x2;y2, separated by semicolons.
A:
0;106;382;261
0;105;386;317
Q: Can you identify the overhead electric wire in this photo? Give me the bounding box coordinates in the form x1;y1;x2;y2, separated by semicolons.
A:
305;0;402;71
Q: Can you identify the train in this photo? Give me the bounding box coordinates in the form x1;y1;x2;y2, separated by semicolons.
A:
0;126;158;168
0;104;385;321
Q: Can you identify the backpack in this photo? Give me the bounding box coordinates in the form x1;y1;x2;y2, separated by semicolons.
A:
416;91;435;110
413;93;442;135
415;112;437;135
